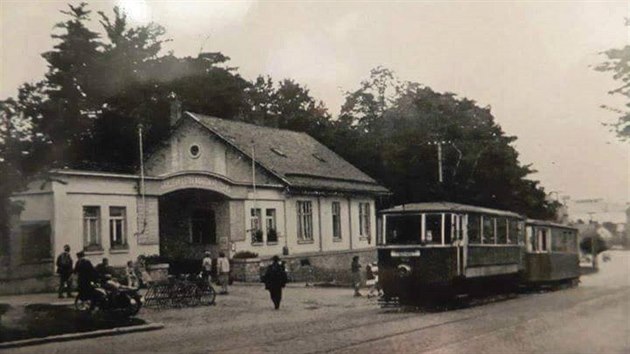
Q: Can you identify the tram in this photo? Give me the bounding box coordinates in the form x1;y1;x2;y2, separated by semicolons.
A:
377;202;526;303
522;219;580;286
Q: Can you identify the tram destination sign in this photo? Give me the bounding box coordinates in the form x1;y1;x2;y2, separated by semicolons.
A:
391;250;421;257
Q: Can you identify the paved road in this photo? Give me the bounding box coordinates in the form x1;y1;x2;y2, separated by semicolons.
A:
4;251;629;353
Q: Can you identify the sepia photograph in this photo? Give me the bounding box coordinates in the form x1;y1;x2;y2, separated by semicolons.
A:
0;1;628;353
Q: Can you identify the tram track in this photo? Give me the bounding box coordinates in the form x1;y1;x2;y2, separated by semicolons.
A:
211;286;628;354
327;287;630;354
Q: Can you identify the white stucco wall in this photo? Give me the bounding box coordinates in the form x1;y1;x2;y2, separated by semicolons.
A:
52;175;159;267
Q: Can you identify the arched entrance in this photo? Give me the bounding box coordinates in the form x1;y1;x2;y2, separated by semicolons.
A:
159;188;230;260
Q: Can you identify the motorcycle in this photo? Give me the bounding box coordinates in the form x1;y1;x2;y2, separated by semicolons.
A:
75;277;143;317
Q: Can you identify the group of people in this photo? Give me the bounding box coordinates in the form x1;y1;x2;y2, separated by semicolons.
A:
201;251;231;295
201;251;288;310
56;245;151;299
58;245;376;308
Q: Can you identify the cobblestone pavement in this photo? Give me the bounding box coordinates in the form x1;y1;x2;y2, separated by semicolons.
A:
2;251;628;353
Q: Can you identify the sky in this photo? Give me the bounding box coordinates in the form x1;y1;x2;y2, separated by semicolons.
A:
1;0;629;205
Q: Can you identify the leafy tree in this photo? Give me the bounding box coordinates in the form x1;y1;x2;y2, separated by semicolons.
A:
335;69;558;219
595;24;630;140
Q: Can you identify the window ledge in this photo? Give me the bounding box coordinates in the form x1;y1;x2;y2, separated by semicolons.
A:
333;238;343;243
110;248;129;254
297;239;314;245
251;242;265;247
266;242;279;246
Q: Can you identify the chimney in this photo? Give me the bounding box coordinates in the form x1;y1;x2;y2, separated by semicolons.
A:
169;92;182;127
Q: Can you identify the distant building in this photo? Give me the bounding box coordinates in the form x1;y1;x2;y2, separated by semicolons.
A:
2;111;389;294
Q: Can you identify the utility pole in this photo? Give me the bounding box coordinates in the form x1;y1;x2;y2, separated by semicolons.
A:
437;141;443;183
428;140;449;183
588;212;598;270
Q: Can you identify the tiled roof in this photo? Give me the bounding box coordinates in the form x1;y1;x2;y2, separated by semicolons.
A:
187;112;389;195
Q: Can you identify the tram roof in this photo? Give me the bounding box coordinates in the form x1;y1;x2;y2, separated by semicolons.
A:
380;202;524;218
526;219;577;230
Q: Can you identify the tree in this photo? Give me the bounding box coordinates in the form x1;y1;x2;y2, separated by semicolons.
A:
595;23;630;140
335;68;558;219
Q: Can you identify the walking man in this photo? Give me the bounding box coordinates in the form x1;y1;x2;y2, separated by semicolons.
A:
351;256;362;297
217;251;230;295
56;245;73;298
263;255;288;309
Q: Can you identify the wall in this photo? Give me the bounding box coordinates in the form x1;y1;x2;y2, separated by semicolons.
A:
145;118;277;185
53;174;159;268
232;197;286;258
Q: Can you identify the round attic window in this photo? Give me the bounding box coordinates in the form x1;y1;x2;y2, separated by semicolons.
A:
189;144;200;158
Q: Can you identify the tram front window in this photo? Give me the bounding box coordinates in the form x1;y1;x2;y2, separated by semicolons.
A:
385;215;422;244
425;214;442;244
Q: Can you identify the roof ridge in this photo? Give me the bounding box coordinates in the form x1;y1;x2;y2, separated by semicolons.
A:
284;172;380;184
187;111;307;136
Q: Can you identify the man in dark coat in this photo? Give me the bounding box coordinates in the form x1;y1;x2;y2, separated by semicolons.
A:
74;251;96;300
263;256;288;310
56;245;73;298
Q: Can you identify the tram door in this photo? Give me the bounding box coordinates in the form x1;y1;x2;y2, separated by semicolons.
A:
452;214;465;276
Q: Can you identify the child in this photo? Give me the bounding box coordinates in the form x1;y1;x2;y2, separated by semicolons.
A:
126;260;139;288
366;262;381;298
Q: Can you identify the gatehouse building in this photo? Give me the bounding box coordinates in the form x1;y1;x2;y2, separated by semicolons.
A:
2;111;389;293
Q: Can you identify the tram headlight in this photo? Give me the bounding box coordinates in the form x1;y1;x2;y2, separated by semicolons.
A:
397;264;411;277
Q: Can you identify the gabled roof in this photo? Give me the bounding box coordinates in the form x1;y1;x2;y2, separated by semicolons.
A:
380;202;523;218
186;112;389;194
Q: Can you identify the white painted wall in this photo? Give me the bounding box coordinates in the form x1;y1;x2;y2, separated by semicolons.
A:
52;176;159;267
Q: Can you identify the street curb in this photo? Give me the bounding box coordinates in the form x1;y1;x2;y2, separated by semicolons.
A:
0;322;164;349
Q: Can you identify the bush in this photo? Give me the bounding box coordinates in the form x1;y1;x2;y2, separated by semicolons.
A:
232;251;259;259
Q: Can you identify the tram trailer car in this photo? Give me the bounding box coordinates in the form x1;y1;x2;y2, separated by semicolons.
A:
377;202;526;303
522;219;580;287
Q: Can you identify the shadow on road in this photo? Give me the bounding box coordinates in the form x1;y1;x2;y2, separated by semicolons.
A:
0;303;145;343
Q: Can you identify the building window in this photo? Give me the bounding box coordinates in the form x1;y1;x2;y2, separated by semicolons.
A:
266;209;278;243
359;202;371;239
332;202;342;240
191;209;216;244
250;208;263;243
83;206;102;251
297;201;313;241
109;207;127;249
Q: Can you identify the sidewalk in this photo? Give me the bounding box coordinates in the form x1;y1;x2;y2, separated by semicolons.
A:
0;292;74;307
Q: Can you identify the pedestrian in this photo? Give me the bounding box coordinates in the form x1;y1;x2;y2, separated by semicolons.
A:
74;251;96;300
263;255;288;309
202;251;213;285
217;251;230;294
56;244;73;298
126;260;139;288
351;256;362;297
134;255;152;288
366;262;381;298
